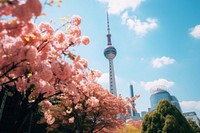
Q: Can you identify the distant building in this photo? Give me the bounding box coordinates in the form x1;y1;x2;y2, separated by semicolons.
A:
129;84;136;117
128;84;142;120
141;111;147;119
183;112;200;127
147;108;151;112
134;112;141;120
150;86;182;112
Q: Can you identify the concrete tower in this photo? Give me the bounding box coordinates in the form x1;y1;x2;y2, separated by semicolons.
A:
104;13;117;96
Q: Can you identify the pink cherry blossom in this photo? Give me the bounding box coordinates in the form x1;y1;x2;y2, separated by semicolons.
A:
66;34;75;46
66;108;72;114
3;20;22;37
26;0;42;16
75;37;81;45
47;117;55;125
55;31;66;44
69;117;74;123
12;2;32;22
81;36;90;45
44;109;55;125
36;61;53;82
74;56;88;70
71;15;81;26
25;46;38;62
0;4;13;16
86;96;99;108
39;22;54;36
73;94;80;104
71;26;81;37
42;100;52;109
75;103;82;110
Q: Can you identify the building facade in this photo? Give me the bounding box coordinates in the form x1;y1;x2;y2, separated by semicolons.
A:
150;87;182;112
183;112;200;127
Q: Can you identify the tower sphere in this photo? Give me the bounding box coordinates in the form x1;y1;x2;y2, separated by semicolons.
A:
104;45;117;59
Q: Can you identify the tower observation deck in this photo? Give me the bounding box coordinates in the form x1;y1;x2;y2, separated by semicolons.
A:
104;12;117;96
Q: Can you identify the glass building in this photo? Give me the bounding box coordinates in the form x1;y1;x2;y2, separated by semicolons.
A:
150;89;182;112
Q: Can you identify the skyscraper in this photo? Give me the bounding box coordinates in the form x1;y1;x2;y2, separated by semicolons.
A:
104;13;117;96
150;86;182;112
130;84;136;117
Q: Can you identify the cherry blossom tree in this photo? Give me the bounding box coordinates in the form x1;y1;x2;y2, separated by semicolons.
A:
0;0;90;132
39;70;129;133
0;1;137;133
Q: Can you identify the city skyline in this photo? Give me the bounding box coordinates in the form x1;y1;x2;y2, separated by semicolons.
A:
40;0;200;117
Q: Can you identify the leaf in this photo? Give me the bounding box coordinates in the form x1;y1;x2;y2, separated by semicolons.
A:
40;12;47;16
67;29;73;34
25;37;30;42
1;0;7;4
68;52;76;60
27;73;33;78
56;0;62;4
60;17;68;21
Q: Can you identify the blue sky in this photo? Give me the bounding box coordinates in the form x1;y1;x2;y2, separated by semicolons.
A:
40;0;200;117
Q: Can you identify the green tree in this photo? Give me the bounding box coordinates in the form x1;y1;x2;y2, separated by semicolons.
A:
141;99;195;133
188;120;200;133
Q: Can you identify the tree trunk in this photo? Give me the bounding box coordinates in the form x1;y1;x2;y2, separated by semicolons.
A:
0;89;8;121
9;107;32;133
27;111;33;133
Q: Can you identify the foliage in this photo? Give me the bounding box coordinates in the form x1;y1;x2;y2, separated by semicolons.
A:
127;119;142;130
0;0;133;133
188;120;200;133
116;124;140;133
141;99;195;133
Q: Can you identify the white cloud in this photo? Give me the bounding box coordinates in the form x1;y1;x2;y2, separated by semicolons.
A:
98;0;143;14
121;11;129;24
190;25;200;39
121;12;158;36
140;78;174;93
97;73;123;90
180;101;200;110
152;56;175;68
97;73;109;84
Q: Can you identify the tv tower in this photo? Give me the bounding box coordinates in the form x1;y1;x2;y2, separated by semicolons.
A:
104;12;117;96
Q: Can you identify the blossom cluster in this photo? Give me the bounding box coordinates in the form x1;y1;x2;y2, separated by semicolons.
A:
0;1;90;100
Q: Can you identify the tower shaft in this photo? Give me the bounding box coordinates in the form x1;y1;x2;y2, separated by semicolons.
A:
109;59;117;96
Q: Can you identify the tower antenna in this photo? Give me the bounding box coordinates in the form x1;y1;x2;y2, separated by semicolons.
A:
106;11;112;45
107;11;110;34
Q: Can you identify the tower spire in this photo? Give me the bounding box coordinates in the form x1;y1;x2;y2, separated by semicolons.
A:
107;11;110;34
106;11;112;45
